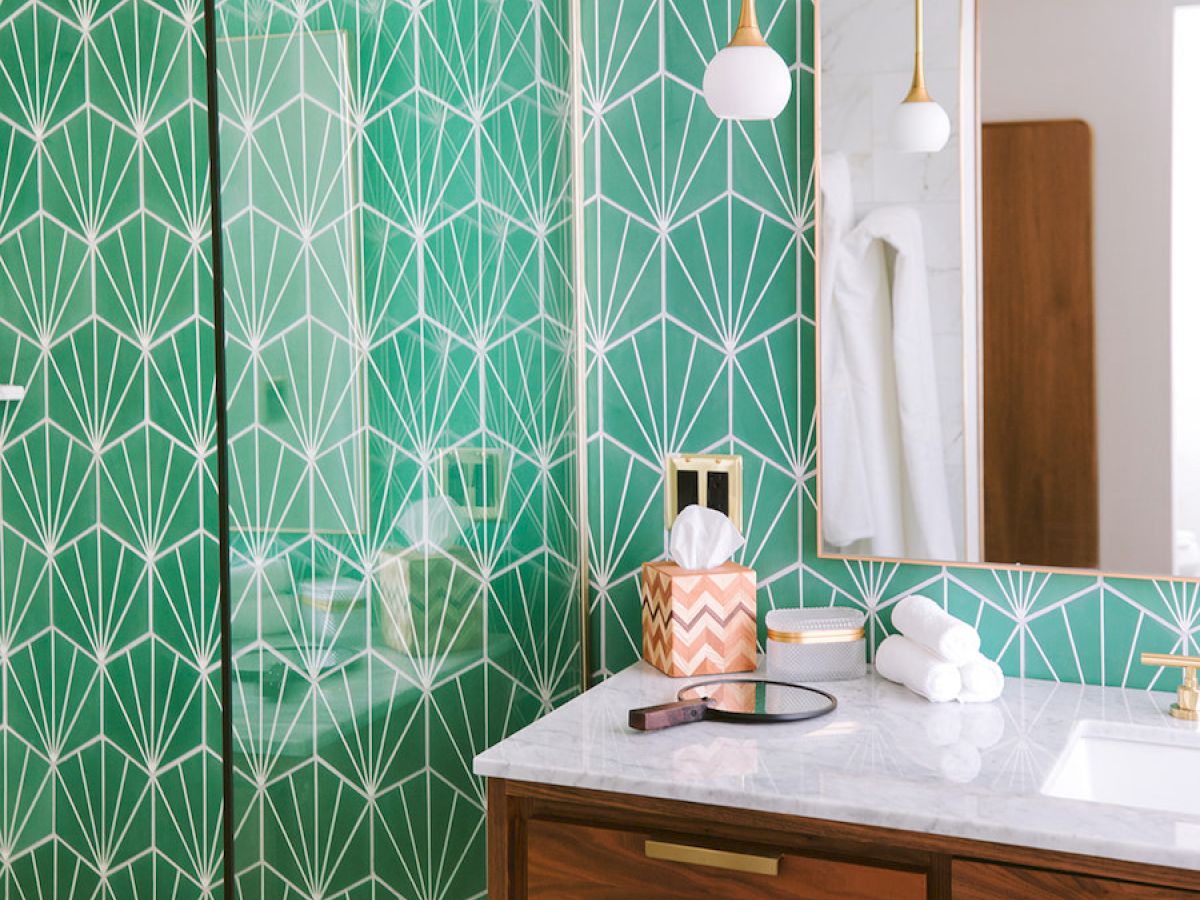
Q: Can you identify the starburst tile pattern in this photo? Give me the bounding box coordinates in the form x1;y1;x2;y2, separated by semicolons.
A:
211;0;580;895
586;0;1198;692
0;0;224;892
582;0;803;679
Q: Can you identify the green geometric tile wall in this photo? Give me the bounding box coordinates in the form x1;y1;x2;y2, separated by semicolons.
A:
585;0;1198;691
0;0;579;897
0;0;1192;896
582;0;804;680
0;0;224;894
210;1;579;897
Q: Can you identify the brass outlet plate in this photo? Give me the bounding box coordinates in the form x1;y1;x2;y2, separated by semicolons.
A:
665;453;743;531
439;447;508;521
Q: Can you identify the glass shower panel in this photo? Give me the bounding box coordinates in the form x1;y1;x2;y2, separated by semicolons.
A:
0;1;222;892
211;1;581;895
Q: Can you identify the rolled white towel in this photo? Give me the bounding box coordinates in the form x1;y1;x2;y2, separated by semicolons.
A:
959;702;1005;749
891;595;980;665
922;703;963;747
958;653;1005;703
875;634;963;702
938;742;982;783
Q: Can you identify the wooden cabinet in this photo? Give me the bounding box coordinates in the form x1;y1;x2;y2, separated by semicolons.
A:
952;860;1197;899
488;779;1200;899
981;119;1098;568
526;818;926;899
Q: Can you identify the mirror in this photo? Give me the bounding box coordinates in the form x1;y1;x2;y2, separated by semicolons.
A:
818;0;1200;579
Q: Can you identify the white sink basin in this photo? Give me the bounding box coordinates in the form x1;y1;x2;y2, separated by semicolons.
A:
1041;720;1200;817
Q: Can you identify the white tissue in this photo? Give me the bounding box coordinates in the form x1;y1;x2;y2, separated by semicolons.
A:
957;653;1005;703
669;505;745;571
891;595;981;665
875;634;962;702
397;495;465;549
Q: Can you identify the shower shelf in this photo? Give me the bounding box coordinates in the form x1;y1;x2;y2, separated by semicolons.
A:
0;385;25;402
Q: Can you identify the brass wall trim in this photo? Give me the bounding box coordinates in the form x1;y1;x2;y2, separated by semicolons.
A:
643;840;780;876
767;627;865;644
568;0;590;693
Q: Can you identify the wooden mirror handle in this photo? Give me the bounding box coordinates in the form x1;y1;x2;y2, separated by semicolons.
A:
628;698;709;731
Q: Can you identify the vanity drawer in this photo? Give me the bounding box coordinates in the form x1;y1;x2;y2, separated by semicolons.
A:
952;860;1198;898
525;818;927;899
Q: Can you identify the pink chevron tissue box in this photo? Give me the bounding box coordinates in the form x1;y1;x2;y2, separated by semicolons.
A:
640;560;757;677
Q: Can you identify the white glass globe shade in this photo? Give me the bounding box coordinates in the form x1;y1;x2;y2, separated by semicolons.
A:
703;45;791;121
889;99;951;153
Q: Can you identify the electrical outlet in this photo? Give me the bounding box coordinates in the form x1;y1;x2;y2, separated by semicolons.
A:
439;447;508;520
665;453;743;531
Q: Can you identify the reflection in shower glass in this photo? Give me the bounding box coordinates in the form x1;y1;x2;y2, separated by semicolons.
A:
212;3;580;894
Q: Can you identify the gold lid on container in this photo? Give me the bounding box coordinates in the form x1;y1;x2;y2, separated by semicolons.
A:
765;607;865;644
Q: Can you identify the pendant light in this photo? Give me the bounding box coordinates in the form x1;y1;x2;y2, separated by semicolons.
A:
703;0;792;121
890;0;951;153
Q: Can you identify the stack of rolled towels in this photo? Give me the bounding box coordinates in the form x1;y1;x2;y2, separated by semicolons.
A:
875;595;1004;703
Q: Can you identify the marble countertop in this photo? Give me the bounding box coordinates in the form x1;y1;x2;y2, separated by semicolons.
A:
473;662;1200;871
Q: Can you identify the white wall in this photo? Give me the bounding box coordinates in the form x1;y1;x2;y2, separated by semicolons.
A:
822;0;976;561
980;0;1175;574
1172;5;1200;576
959;0;980;563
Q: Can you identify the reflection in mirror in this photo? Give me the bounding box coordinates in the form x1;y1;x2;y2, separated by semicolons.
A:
217;28;536;690
820;0;976;564
819;0;1200;578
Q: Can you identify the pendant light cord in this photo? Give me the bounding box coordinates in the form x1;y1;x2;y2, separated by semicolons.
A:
905;0;932;102
728;0;767;47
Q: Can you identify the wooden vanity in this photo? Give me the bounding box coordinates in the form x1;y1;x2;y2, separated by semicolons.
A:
487;778;1200;898
474;666;1200;899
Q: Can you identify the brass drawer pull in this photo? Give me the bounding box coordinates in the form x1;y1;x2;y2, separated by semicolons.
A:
643;839;780;876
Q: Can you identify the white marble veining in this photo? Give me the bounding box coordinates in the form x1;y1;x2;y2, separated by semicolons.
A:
473;663;1200;871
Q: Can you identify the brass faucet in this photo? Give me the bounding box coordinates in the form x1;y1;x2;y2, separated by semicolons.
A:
1141;652;1200;721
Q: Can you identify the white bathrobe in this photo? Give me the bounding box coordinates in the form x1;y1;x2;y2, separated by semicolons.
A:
821;154;958;562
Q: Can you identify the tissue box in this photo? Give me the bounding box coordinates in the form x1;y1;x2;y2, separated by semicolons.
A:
641;561;757;677
376;548;483;656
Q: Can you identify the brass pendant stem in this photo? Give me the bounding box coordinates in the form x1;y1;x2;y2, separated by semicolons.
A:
903;0;932;102
727;0;767;48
